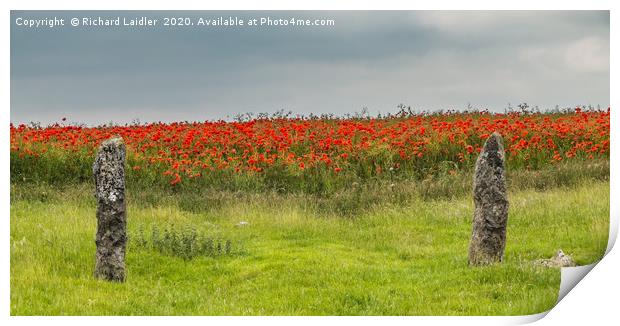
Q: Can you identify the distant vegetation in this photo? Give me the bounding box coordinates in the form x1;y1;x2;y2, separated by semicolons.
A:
10;108;610;198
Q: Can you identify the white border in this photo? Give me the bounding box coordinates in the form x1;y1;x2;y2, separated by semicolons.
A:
3;1;617;325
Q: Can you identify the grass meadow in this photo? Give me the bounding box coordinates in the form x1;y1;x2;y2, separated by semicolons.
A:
10;174;609;315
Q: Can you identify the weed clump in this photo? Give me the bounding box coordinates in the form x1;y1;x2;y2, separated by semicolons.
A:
132;224;240;260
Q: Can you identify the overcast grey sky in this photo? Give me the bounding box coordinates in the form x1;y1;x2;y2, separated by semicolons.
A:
11;11;609;125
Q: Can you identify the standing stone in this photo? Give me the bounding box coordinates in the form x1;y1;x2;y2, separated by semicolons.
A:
93;136;127;282
468;132;509;265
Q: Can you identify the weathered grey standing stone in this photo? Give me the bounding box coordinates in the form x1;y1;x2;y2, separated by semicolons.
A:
468;132;509;265
93;136;127;282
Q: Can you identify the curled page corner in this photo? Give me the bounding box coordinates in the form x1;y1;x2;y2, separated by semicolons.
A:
553;206;618;307
557;264;597;303
516;261;607;324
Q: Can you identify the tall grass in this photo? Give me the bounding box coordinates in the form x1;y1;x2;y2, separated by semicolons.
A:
11;159;609;217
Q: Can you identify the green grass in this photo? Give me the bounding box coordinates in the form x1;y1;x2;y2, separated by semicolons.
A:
10;180;609;315
11;158;609;217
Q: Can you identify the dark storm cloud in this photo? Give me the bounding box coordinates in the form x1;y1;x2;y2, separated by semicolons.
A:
10;11;609;125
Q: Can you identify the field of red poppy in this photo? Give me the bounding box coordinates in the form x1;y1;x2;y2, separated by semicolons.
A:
9;108;611;315
10;108;610;194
